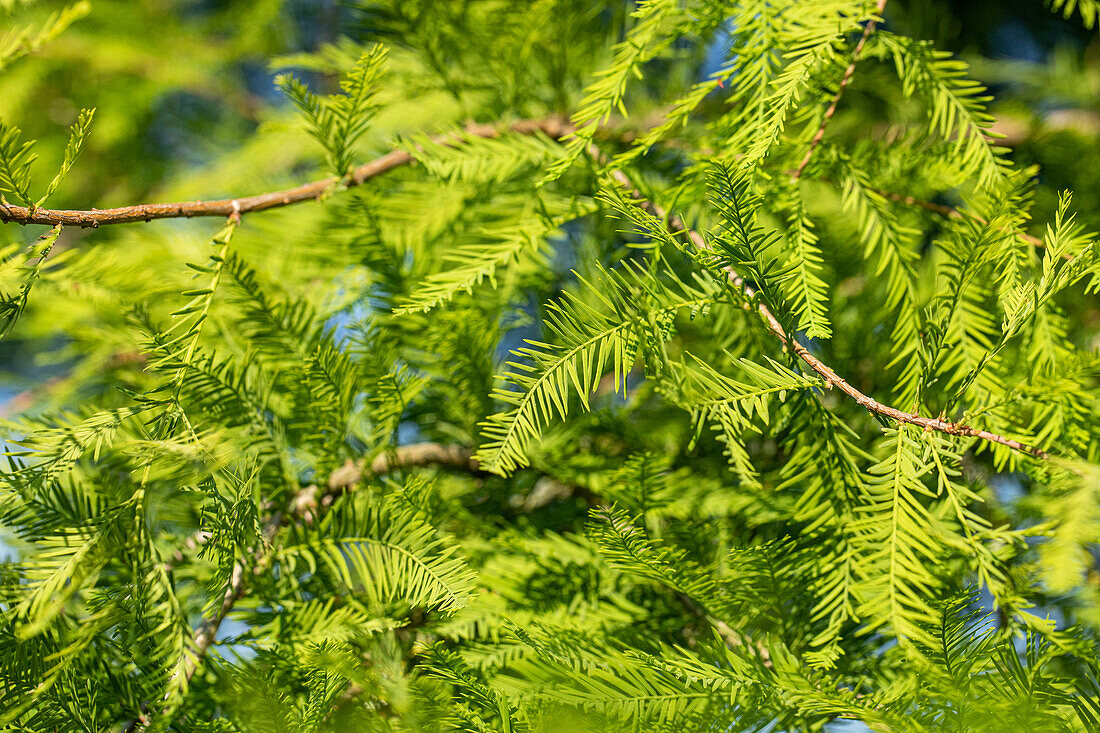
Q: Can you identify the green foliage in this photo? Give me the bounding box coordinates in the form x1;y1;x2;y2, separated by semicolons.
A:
278;491;478;615
277;45;388;178
0;224;64;338
37;107;94;208
0;1;1099;731
542;0;694;181
0;120;37;207
0;108;95;210
1050;0;1100;28
476;263;717;476
0;1;89;72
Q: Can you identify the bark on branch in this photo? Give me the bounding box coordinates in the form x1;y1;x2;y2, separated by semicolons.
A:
605;166;1049;459
793;0;889;180
6;111;1047;462
0;118;573;228
163;443;482;708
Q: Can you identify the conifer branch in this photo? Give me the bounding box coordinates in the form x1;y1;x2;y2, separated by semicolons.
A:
8;4;1099;730
155;444;482;729
182;548;251;678
170;444;485;582
1;107;1050;461
605;165;1049;460
132;518;279;733
0;110;1048;256
148;442;501;730
793;0;889;180
0;118;573;228
874;185;1046;248
167;445;480;690
156;438;585;679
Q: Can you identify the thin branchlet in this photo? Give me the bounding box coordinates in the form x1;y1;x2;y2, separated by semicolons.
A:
1;115;1049;459
0;118;572;227
793;0;890;180
603;162;1049;460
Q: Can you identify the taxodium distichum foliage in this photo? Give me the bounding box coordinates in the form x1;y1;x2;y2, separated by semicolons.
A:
1;1;1099;731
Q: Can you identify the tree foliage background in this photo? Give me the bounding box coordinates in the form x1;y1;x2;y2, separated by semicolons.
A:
1;0;1100;731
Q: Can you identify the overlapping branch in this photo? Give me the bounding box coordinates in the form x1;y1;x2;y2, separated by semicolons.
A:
3;116;1047;466
138;443;480;731
188;446;476;640
157;443;492;700
100;111;1043;730
793;0;889;180
604;166;1049;459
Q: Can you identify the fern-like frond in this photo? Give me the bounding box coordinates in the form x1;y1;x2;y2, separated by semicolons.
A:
223;253;324;363
706;162;794;329
542;0;688;181
0;224;64;339
420;643;525;732
852;426;946;648
36;107;94;207
916;589;996;689
476;304;639;476
780;200;831;339
147;217;238;396
0;1;89;72
14;513;123;639
874;32;1008;188
243;599;398;647
664;354;822;487
3;406;148;496
0;118;37;206
277;45;387;176
396;195;597;314
587;507;732;619
329;45;387;172
477;265;714;476
278;492;477;614
1036;461;1100;594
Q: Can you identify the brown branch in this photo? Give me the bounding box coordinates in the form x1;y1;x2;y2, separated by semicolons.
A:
163;444;481;697
183;557;248;679
0;118;573;228
164;443;488;590
869;184;1047;248
793;0;889;180
6;106;1047;478
149;439;583;729
338;443;599;508
367;443;478;476
606;165;1049;459
180;480;280;674
132;518;278;732
315;444;481;497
